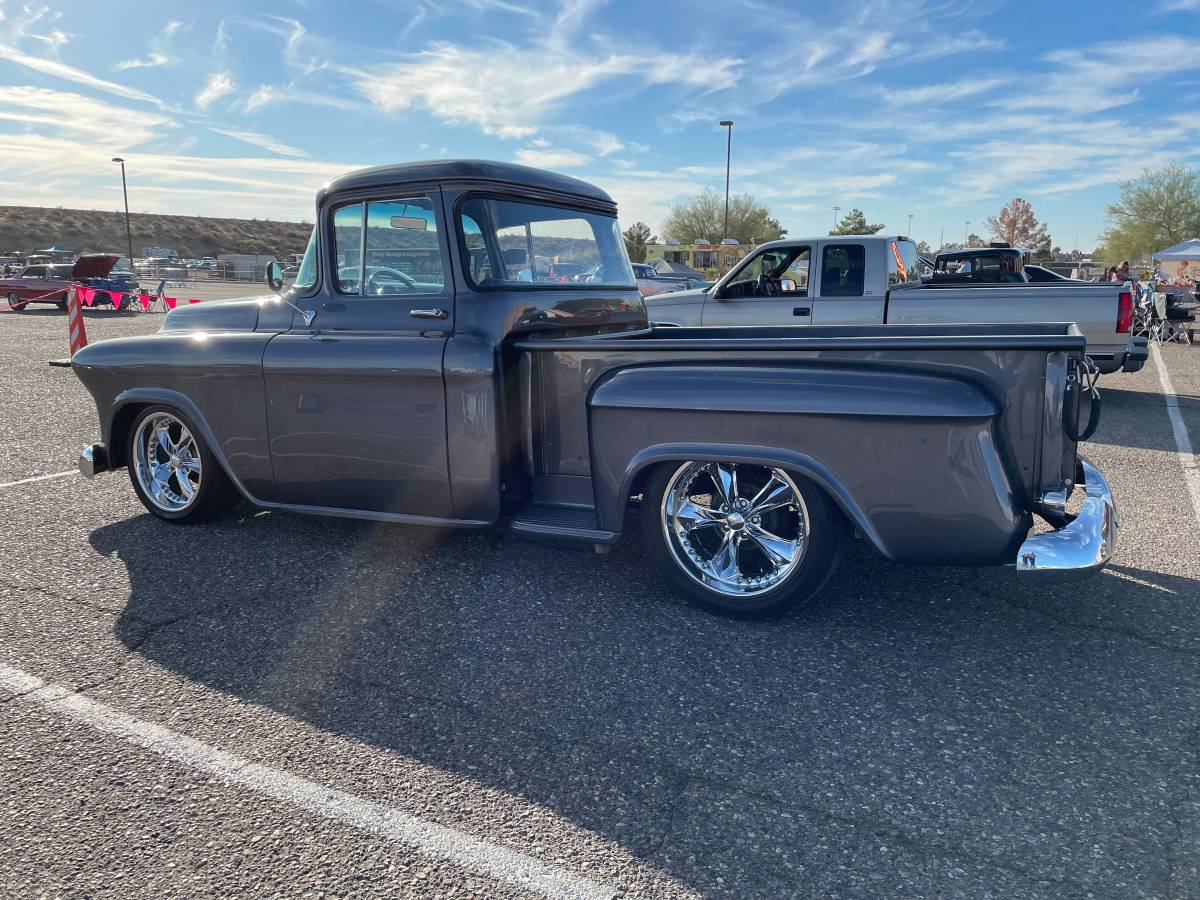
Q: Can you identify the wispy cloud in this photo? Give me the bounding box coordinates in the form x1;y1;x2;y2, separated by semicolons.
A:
345;2;739;138
194;71;236;109
513;146;589;168
116;52;169;70
114;19;186;71
881;77;1007;106
206;126;310;159
0;40;163;106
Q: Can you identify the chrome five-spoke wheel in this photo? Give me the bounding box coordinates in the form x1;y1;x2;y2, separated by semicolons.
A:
132;411;202;513
662;461;808;597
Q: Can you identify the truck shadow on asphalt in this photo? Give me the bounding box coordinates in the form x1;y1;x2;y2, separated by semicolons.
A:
91;510;1200;898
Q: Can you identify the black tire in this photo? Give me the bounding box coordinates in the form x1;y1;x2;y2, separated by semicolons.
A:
126;404;241;523
112;291;129;311
641;461;845;618
94;290;110;308
7;291;27;311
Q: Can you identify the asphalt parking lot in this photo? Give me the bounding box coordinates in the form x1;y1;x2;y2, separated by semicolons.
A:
1;304;1199;899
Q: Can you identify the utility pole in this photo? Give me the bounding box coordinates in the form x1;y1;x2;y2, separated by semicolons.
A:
112;157;134;264
719;120;733;241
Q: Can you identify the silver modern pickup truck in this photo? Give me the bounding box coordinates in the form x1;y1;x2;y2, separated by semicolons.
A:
645;236;1145;374
72;161;1117;619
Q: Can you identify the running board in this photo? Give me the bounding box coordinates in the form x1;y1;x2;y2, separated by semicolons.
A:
510;504;618;544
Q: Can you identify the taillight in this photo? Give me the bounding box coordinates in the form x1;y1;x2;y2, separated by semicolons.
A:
1117;290;1133;333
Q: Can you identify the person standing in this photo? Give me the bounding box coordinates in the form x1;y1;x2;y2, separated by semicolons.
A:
1114;260;1131;282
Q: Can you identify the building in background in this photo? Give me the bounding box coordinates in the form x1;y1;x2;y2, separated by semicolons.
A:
140;246;178;259
644;238;752;279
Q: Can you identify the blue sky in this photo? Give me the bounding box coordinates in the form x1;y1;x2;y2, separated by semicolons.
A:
1;0;1199;250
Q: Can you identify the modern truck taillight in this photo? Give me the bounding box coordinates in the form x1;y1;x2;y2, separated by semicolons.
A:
1117;290;1133;333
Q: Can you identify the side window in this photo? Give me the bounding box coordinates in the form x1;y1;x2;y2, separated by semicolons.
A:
821;245;865;297
333;202;363;294
24;266;45;277
363;197;445;295
724;247;810;297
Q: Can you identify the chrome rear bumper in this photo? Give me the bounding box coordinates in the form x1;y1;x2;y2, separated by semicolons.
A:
1015;458;1117;579
79;442;110;478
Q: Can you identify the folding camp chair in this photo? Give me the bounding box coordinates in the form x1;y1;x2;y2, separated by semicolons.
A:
1132;283;1156;339
1163;292;1195;345
1148;291;1168;343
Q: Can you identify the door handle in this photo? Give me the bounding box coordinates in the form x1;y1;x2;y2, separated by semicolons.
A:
410;308;448;320
793;306;811;316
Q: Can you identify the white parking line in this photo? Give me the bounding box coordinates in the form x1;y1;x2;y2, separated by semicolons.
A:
0;662;615;900
1150;343;1200;526
0;470;77;490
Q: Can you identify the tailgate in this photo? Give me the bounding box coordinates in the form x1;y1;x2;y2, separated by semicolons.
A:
889;284;1125;350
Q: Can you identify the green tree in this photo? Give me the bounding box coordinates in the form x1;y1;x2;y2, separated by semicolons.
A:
984;198;1050;250
622;221;655;263
915;239;933;256
662;189;786;245
1100;164;1200;261
830;208;884;236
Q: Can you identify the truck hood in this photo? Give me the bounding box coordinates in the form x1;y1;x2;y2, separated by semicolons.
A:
160;296;271;332
71;254;120;280
643;287;709;308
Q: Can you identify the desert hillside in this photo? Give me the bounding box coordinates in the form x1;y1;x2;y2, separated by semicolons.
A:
0;206;312;259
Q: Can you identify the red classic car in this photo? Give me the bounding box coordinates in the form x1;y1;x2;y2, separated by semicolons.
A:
1;255;120;310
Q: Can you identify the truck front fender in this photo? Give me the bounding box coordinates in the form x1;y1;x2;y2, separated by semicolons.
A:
588;364;1027;565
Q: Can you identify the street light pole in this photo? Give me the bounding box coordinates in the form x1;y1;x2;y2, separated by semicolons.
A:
964;221;970;245
832;206;840;230
112;157;134;264
907;213;913;236
719;120;733;242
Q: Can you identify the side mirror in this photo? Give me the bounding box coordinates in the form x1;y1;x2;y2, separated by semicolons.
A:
266;260;284;294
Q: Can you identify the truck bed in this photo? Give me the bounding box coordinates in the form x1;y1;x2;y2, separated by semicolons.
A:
512;322;1084;566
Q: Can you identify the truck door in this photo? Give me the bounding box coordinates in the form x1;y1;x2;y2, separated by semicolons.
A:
262;190;455;518
701;245;813;326
809;241;885;324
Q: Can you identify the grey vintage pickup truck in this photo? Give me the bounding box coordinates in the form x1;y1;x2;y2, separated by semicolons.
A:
72;161;1117;617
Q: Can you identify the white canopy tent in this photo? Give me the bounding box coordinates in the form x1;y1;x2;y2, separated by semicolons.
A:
1153;239;1200;283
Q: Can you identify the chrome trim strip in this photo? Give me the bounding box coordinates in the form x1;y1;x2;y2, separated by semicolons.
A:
1015;458;1117;580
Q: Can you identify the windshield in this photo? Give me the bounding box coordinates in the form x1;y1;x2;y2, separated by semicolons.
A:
458;197;634;289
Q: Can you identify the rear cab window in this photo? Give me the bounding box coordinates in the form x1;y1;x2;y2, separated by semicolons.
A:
456;196;634;290
888;240;922;289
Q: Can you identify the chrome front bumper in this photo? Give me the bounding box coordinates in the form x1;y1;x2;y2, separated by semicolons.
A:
1015;459;1117;579
79;442;110;478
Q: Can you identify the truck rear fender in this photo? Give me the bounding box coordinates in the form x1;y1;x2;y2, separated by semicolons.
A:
588;364;1021;564
616;441;885;554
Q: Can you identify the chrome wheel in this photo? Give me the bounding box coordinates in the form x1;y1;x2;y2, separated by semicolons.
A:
132;412;202;513
661;461;809;598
